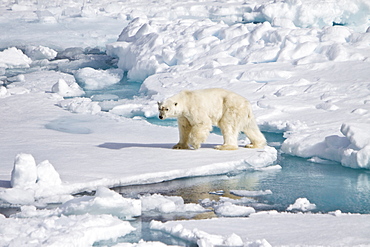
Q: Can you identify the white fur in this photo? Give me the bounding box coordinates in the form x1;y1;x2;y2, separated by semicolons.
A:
158;88;266;150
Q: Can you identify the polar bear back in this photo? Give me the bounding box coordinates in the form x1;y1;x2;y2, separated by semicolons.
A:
170;88;250;125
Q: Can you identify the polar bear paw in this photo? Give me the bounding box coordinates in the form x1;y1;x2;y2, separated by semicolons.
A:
245;143;265;149
215;144;238;150
172;143;190;149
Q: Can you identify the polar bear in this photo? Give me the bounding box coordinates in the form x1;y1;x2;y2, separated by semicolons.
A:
158;88;266;150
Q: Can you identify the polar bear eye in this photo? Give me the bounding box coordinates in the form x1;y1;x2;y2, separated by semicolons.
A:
165;108;169;111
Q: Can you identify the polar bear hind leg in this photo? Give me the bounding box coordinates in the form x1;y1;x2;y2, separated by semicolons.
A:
243;115;266;149
215;106;241;150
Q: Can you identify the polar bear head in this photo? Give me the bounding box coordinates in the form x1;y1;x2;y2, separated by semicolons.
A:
158;100;179;120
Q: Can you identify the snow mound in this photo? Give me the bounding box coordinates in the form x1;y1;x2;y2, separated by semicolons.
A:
141;194;206;214
0;86;7;97
108;16;369;82
74;67;124;90
52;78;85;97
10;153;38;189
36;160;62;187
1;154;68;205
215;202;256;217
24;45;57;60
243;0;370;32
287;198;317;212
0;47;32;69
61;187;141;219
58;97;101;114
341;123;370;169
282;123;370;169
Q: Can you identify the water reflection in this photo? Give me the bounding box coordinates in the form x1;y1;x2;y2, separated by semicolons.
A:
113;152;370;214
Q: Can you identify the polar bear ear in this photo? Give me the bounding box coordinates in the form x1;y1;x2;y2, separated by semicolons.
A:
157;101;162;106
174;102;178;106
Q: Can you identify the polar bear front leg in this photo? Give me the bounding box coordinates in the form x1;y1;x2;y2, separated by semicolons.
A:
173;117;191;149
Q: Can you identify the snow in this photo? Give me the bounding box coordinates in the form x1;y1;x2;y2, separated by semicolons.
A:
0;208;135;246
286;198;317;212
61;187;141;219
140;194;206;214
214;202;256;217
24;45;57;61
0;47;32;69
51;78;85;97
115;240;181;247
0;0;370;246
10;153;38;189
153;211;370;246
74;67;124;90
230;190;273;197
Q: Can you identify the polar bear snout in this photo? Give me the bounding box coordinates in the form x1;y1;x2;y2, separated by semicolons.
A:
158;111;167;120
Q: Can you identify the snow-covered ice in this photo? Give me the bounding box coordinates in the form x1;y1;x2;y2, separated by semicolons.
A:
230;189;273;197
61;187;141;219
214;202;256;217
152;211;370;246
141;194;207;214
0;0;370;246
286;197;317;212
0;206;135;246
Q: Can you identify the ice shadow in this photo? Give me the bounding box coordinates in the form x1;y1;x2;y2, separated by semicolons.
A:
97;142;219;150
0;180;11;188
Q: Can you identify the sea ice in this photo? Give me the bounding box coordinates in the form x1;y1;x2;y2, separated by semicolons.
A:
24;45;57;60
8;70;79;94
36;160;62;187
10;153;38;189
287;198;317;212
214;202;256;217
51;78;85;97
140;194;206;214
156;212;370;246
150;220;270;247
61;187;141;219
74;67;124;90
114;240;181;247
0;47;32;69
58;97;102;114
230;190;273;197
0;210;135;246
